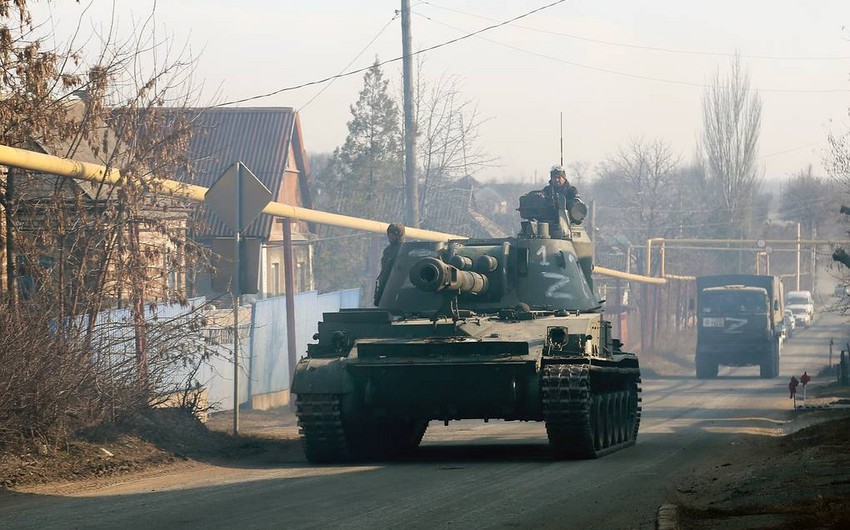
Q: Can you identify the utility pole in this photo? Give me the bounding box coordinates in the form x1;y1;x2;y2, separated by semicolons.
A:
796;222;801;291
402;0;419;227
811;226;817;292
560;112;564;166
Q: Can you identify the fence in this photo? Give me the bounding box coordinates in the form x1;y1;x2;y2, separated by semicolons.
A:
87;288;360;412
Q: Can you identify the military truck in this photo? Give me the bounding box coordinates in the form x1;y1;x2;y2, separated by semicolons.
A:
291;190;641;462
695;274;784;379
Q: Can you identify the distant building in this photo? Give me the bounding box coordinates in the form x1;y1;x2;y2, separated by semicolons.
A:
419;176;508;238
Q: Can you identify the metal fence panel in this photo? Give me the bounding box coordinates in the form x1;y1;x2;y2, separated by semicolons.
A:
246;288;361;399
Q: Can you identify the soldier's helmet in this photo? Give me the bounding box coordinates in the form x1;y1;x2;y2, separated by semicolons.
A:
550;165;566;180
387;223;405;238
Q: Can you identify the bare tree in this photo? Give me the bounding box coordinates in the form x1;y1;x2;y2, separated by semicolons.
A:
780;164;839;235
0;2;217;444
825;117;850;277
566;161;590;189
413;61;495;224
826;126;850;191
593;137;682;260
699;55;763;231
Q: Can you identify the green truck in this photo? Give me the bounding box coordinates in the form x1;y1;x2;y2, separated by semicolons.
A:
695;274;784;379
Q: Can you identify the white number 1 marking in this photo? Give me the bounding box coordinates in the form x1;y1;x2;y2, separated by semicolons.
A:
536;245;549;266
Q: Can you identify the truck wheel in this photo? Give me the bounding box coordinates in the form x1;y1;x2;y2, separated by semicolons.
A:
696;355;717;379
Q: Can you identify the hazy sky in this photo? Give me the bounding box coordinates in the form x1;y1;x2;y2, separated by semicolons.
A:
29;1;850;183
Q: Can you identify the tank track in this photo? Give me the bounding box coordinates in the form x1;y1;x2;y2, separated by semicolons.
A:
296;394;429;463
295;393;350;463
542;363;641;459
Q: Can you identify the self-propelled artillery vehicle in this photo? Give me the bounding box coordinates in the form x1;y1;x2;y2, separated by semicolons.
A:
292;190;641;462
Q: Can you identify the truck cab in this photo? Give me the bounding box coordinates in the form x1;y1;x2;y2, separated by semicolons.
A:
695;275;783;379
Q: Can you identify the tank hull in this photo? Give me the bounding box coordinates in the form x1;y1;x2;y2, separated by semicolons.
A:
293;312;641;462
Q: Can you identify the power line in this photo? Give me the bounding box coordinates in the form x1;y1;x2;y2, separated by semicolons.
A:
421;1;850;61
760;141;824;159
413;11;850;94
215;0;569;107
593;194;835;215
298;12;400;112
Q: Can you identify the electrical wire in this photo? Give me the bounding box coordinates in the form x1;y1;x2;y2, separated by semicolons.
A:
760;141;824;159
215;0;569;107
297;12;400;112
412;11;850;94
421;1;850;61
593;194;837;215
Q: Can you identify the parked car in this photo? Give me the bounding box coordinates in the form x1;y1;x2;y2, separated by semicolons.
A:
782;308;796;339
786;290;814;327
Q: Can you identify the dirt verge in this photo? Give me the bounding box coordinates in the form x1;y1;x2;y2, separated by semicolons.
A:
672;384;850;530
0;407;300;490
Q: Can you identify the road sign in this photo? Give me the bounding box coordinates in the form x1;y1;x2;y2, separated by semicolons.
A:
205;162;272;232
204;162;273;437
210;238;262;294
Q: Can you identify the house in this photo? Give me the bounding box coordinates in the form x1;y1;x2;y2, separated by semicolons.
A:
0;102;192;307
179;107;314;300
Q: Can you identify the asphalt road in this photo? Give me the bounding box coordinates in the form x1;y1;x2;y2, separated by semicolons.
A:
0;308;842;530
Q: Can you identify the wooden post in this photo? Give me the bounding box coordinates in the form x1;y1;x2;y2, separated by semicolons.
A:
283;218;298;409
4;167;16;306
130;221;147;390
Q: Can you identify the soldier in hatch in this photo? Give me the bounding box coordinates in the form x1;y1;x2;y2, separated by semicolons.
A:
542;164;586;225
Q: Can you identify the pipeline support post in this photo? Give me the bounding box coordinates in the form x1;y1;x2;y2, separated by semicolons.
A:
283;218;298;409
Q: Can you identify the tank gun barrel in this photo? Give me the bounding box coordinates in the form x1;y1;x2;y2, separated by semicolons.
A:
409;257;489;294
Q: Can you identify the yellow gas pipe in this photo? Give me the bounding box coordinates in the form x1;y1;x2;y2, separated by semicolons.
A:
0;143;665;284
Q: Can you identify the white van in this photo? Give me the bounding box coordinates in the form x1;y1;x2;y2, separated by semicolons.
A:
786;290;814;327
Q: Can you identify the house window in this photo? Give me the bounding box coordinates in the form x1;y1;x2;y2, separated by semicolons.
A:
271;262;280;296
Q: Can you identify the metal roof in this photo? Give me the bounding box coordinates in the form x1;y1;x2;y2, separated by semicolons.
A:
184;107;297;239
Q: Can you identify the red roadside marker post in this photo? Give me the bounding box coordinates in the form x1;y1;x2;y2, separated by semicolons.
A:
789;375;799;409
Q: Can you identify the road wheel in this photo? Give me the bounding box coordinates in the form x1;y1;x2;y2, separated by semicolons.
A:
601;394;612;448
591;394;604;450
627;378;641;442
617;391;629;443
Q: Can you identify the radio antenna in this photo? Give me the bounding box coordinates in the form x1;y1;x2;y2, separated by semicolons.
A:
559;112;564;166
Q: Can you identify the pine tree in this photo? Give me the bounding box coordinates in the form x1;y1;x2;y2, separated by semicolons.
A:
313;59;403;294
